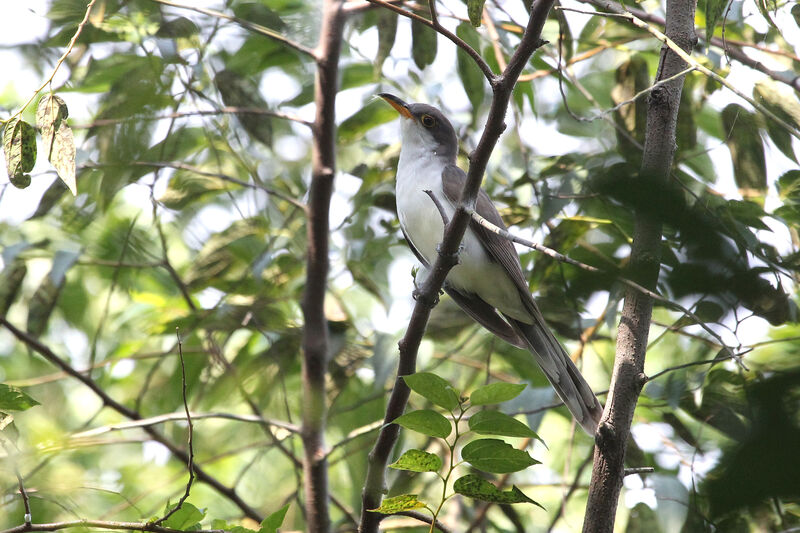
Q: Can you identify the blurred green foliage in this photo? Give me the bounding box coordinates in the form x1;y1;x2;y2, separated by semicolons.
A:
0;0;799;531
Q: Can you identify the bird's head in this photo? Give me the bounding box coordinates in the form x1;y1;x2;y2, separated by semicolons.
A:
378;93;458;163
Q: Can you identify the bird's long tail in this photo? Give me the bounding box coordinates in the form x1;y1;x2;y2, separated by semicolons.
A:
506;317;603;435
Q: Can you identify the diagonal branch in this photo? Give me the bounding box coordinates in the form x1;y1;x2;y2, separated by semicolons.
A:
148;0;316;58
357;0;556;530
363;0;496;82
0;317;264;523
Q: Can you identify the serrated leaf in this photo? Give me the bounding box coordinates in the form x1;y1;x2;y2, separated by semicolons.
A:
37;95;77;195
402;372;460;411
393;409;451;438
162;502;206;530
411;7;437;69
3;118;36;184
461;438;539;473
468;410;538;438
258;503;289;533
0;384;40;411
369;494;427;514
705;0;729;43
454;474;542;506
470;382;526;405
456;22;485;112
389;449;443;472
467;0;486;26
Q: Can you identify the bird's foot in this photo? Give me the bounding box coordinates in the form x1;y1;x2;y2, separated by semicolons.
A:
412;287;440;307
435;243;462;265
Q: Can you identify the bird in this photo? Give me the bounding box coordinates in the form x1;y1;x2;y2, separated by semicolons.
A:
379;93;603;435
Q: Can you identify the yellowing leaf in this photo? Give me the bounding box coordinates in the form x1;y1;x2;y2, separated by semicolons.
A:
36;94;77;195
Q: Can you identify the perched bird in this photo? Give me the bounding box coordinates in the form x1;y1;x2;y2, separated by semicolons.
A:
379;93;603;434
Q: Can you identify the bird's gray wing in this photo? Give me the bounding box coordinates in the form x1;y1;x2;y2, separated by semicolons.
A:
441;164;602;434
400;226;526;349
440;165;532;302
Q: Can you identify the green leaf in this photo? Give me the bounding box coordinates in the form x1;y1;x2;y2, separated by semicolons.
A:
461;438;539;473
259;503;290;533
159;169;228;209
37;94;77;195
0;384;40;411
375;10;398;71
338;99;397;143
3;118;36;187
456;22;485;112
454;474;542;506
369;494;427;514
705;0;729;43
402;372;460;411
393;409;451;438
411;7;437;69
721;104;766;197
467;0;486;26
215;70;273;147
389;449;443;472
469;382;526;406
468;410;539;439
156;16;200;38
0;260;27;318
162;502;206;530
753;79;800;163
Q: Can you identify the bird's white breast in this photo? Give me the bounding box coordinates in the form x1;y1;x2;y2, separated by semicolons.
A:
395;148;531;322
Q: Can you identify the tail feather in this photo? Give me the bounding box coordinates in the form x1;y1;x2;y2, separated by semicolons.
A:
506;317;603;435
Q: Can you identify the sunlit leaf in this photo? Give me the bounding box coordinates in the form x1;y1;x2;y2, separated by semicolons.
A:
470;382;526;405
468;410;539;439
461;438;539;473
389;448;443;473
162;502;206;530
37;94;77;195
0;384;40;411
369;494;427;514
402;372;460;411
393;409;451;438
454;475;542;506
3;118;36;187
259;503;290;533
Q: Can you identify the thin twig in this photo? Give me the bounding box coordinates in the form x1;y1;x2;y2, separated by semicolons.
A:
4;0;98;123
559;5;800;137
0;520;224;533
364;0;496;82
0;317;263;522
464;204;742;368
73;107;313;129
153;330;195;526
128;161;307;210
148;0;316;58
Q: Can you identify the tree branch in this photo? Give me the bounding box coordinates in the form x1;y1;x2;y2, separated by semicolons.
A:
582;0;697;530
363;0;496;82
0;318;264;523
357;1;555;530
147;0;316;58
300;0;346;531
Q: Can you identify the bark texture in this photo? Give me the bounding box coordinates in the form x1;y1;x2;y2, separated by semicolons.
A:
582;0;697;531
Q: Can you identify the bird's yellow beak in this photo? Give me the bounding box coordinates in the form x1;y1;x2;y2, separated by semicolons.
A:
378;93;413;119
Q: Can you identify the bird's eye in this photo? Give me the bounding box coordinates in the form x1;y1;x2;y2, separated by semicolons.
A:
420;114;436;128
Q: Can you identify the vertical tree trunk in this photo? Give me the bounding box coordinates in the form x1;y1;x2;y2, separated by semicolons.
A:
302;1;345;532
582;0;697;531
